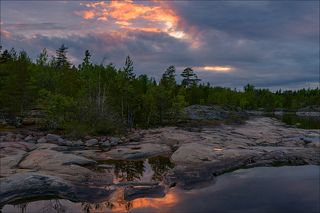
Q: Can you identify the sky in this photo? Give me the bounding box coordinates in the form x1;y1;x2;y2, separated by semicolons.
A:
1;0;319;90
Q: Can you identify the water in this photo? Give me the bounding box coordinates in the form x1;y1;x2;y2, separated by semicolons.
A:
273;113;320;129
2;165;319;213
96;156;175;183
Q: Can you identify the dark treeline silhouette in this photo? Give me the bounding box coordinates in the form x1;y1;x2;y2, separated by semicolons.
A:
0;45;319;136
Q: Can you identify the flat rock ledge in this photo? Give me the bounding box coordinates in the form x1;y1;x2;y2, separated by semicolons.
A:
0;116;319;207
0;173;114;207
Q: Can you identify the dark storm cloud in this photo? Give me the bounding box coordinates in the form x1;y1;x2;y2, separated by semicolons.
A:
1;1;319;90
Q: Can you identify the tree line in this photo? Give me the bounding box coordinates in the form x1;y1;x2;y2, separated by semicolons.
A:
0;45;319;136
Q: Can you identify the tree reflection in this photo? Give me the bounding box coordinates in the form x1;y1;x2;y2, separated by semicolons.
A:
148;156;174;181
103;160;145;182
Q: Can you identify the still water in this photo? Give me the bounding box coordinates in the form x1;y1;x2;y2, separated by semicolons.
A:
2;165;319;213
273;113;320;129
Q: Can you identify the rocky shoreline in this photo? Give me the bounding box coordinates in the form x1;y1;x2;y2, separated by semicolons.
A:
0;116;319;208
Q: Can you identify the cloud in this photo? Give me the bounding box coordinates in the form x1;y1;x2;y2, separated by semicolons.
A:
75;0;194;41
1;1;318;90
194;66;234;73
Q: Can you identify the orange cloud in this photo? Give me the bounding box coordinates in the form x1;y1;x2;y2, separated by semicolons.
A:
76;1;186;39
195;66;234;73
75;10;96;20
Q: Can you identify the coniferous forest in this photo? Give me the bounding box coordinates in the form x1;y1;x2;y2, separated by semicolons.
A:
1;46;319;136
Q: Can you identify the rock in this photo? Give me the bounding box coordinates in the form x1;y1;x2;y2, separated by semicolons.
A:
110;137;120;145
15;134;23;139
73;140;84;146
37;143;58;149
37;137;47;143
46;134;64;144
102;141;111;148
105;143;171;160
0;142;37;152
24;135;33;141
184;105;228;120
0;173;114;207
63;140;73;146
19;149;96;169
124;185;165;201
0;151;27;177
296;106;320;117
85;139;98;146
97;164;114;169
128;133;142;142
171;143;218;164
164;166;216;190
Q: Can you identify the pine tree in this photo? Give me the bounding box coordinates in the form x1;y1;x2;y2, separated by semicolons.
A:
160;65;176;87
181;67;200;87
55;44;70;69
123;56;135;80
79;50;91;70
36;48;48;66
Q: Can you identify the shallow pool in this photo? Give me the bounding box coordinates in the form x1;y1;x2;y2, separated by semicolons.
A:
2;165;319;213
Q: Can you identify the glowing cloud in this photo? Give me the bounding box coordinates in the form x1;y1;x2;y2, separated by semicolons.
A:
75;1;193;41
195;66;234;73
75;10;96;20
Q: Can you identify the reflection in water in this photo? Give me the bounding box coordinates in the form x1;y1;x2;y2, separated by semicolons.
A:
273;114;320;129
100;156;174;183
3;166;319;213
148;156;174;181
82;188;178;212
103;160;145;182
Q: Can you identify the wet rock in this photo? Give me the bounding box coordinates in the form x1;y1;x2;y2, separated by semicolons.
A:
124;185;165;201
0;173;114;207
165;166;216;190
85;139;98;146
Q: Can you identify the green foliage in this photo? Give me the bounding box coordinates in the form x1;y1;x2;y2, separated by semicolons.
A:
0;47;319;136
181;67;201;87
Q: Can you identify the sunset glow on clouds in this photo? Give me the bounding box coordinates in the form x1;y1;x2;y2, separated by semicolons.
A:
76;0;186;39
1;1;319;89
195;66;234;73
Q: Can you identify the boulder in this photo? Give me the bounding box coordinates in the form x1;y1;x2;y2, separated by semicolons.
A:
46;134;62;142
110;137;120;145
24;135;33;141
37;137;47;143
85;139;98;146
102;141;111;148
0;173;114;207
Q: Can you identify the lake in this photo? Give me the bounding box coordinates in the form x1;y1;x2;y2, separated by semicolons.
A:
272;113;320;129
2;165;319;213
